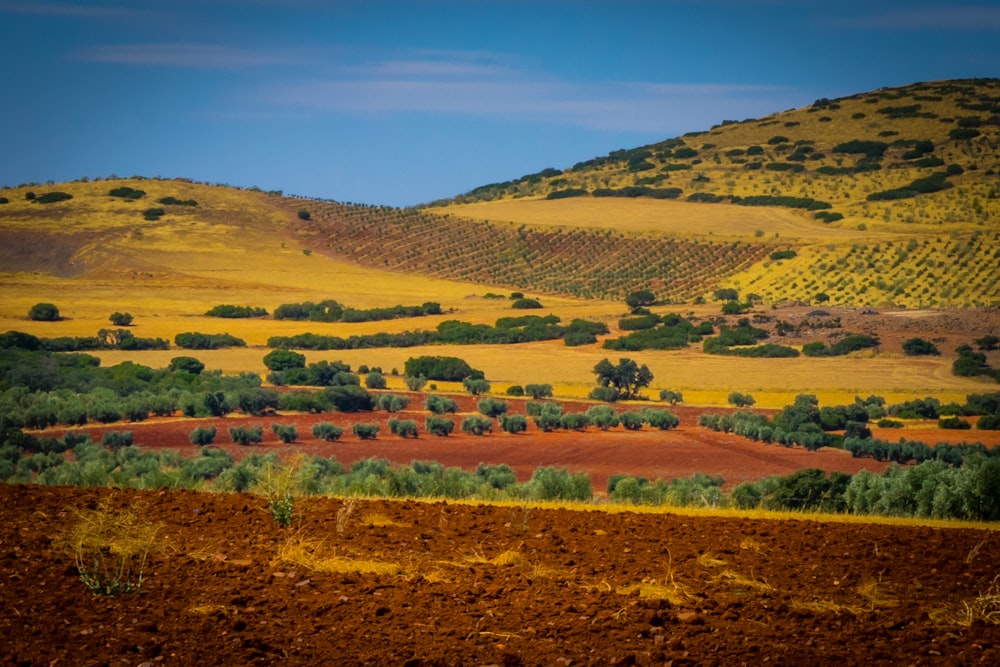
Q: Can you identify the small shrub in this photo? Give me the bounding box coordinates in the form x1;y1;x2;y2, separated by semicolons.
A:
404;375;428;391
298;209;311;220
271;424;298;443
659;389;683;404
108;312;133;326
35;191;73;204
728;391;756;407
499;414;528;434
229;425;263;446
189;426;217;446
169;356;205;375
939;416;972;430
425;416;455;436
506;385;525;396
902;337;940;356
524;384;553;400
425;394;458;414
461;415;493;435
388;418;419;438
109;186;145;199
619;411;645;431
586;405;619;430
28;302;61;321
463;377;491;396
101;431;134;450
511;298;542;309
365;371;387;389
560;412;590;431
352;423;380;440
588;386;619;403
477;397;509;418
642;408;679;430
60;501;165;596
312;422;343;441
375;393;410;412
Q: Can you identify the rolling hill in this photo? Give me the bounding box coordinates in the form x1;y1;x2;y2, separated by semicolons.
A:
1;79;998;309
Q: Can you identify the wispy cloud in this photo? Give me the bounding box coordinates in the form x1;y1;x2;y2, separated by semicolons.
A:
76;43;307;68
259;52;792;133
832;5;1000;30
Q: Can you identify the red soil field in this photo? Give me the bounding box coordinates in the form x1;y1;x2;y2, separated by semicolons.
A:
2;484;998;665
38;397;906;493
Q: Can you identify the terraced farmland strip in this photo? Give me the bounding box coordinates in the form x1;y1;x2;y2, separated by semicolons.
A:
281;198;775;301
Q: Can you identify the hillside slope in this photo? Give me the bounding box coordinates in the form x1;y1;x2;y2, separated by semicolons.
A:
2;79;997;308
425;78;1000;308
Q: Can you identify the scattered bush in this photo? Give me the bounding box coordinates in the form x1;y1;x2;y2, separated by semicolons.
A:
263;349;306;371
477;398;509;418
205;304;268;318
461;415;493;435
108;312;133;326
425;416;455;436
189;426;217;446
586;405;619;430
659;389;683;404
405;356;483;382
902;337;940;356
101;431;133;450
271;424;298;443
157;196;197;206
524;384;553;400
229;425;263;446
499;414;528;434
168;356;204;375
28;303;61;321
352;423;380;440
35;192;73;204
365;371;387;389
109;186;145;199
174;332;246;350
728;392;756;407
642;408;680;430
388;418;419;438
312;422;344;441
424;395;458;415
375;393;410;412
511;298;542;309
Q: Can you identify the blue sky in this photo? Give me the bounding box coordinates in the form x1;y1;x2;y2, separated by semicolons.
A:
1;1;998;207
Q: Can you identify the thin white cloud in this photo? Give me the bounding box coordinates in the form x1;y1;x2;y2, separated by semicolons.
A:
262;58;794;134
77;43;306;68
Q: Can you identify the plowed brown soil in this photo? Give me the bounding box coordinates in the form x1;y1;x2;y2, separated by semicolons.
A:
1;484;999;665
40;398;901;493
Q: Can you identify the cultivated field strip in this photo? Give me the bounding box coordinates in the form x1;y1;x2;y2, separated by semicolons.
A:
282;199;775;302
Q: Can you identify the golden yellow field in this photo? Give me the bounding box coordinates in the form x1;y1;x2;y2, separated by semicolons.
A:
439;197;891;240
1;168;997;406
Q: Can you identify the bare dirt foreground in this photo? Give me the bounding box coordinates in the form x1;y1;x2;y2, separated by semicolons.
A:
2;484;999;666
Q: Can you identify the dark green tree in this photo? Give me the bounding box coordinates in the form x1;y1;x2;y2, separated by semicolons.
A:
28;303;60;321
592;358;654;400
625;289;656;310
108;312;133;326
263;349;306;371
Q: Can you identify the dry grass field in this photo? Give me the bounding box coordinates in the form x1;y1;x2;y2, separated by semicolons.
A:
2;173;998;404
